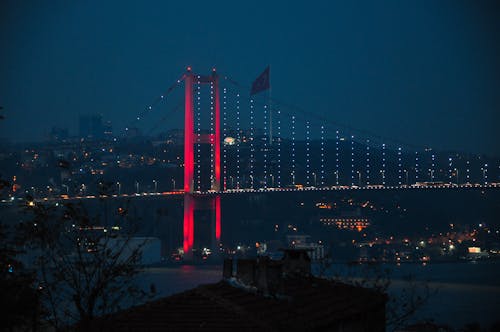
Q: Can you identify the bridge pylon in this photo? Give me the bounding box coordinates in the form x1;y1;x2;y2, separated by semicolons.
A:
182;67;221;260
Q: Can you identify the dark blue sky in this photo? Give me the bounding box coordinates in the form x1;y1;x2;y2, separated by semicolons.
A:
1;1;499;156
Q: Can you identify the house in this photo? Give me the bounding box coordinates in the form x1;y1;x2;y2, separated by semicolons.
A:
91;250;386;331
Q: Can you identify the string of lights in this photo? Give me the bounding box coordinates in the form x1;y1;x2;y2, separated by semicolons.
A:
277;108;282;187
431;153;436;181
210;82;215;189
483;163;488;184
291;115;296;185
466;159;470;183
306;121;310;186
366;140;370;186
415;151;419;182
351;136;355;186
263;103;268;188
382;143;386;185
126;74;184;133
320;125;325;186
250;98;254;188
398;147;402;186
448;157;453;184
236;93;241;189
335;130;340;186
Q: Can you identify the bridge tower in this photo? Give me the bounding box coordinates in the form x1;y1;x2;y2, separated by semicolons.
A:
183;67;221;260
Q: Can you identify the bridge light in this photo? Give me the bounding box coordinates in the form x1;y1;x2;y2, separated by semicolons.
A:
291;115;296;186
351;135;355;186
235;93;241;188
335;130;340;185
320;125;325;186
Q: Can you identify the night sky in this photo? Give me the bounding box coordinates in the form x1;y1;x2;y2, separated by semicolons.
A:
1;1;499;156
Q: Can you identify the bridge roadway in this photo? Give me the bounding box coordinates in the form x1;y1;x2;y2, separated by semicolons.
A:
2;182;499;205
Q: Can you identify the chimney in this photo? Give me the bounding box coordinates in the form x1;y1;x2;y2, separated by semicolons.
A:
281;248;312;276
236;259;256;285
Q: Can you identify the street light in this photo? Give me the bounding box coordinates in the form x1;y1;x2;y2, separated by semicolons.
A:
312;172;316;187
291;172;295;185
270;174;275;187
379;170;385;185
357;171;362;187
404;169;409;186
135;181;139;193
334;170;339;186
171;178;176;190
117;182;121;195
454;168;459;185
153;179;158;193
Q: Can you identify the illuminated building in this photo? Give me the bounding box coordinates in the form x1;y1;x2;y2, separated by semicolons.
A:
320;217;370;232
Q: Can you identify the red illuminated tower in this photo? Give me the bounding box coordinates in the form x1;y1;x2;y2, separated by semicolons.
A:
183;67;221;260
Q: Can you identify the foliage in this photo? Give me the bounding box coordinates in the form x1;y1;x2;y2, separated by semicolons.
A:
20;200;154;331
0;223;40;331
0;172;39;331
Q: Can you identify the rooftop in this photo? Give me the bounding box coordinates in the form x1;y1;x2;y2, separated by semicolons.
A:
92;275;386;331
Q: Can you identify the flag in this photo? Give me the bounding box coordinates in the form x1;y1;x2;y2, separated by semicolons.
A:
250;66;270;95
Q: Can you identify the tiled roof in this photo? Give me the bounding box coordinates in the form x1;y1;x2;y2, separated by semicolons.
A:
92;277;386;332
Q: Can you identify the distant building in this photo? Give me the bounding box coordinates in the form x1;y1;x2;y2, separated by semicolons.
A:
49;127;69;142
466;247;489;260
103;120;113;138
286;234;325;260
79;114;104;139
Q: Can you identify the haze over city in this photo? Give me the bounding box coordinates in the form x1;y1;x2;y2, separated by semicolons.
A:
1;0;499;155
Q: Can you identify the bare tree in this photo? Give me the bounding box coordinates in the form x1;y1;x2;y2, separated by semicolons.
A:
21;199;154;331
0;172;41;331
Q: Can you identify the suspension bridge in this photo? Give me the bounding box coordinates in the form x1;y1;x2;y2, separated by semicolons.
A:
6;67;497;260
121;66;497;259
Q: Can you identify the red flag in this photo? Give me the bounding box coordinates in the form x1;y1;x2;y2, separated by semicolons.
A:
250;66;270;95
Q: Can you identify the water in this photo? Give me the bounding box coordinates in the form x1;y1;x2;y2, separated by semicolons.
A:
139;260;500;330
139;264;222;297
386;261;500;329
